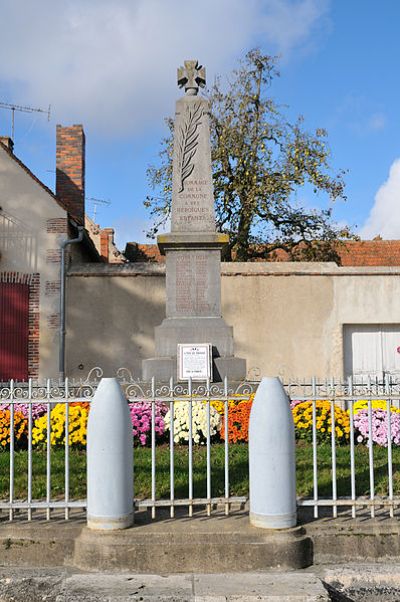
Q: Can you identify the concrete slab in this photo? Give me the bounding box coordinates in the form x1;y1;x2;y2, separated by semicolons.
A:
0;568;330;602
193;572;329;601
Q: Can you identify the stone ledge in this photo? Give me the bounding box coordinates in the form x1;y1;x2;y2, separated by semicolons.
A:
157;232;229;254
67;261;400;278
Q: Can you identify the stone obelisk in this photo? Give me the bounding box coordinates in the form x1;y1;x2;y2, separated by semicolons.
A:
142;60;246;382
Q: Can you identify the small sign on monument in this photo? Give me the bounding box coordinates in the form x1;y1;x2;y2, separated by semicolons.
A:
178;344;212;381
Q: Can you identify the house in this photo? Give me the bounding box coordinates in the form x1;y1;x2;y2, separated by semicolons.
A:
0;125;101;381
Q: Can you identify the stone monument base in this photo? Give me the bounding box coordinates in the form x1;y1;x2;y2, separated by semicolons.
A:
142;316;246;382
155;317;235;357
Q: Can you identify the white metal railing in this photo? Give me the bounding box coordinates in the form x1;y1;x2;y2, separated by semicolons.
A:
2;370;400;522
107;375;256;518
0;371;257;521
0;377;94;520
288;374;400;519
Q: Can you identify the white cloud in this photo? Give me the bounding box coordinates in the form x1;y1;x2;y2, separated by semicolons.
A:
360;159;400;239
256;0;330;57
0;0;330;136
368;112;386;132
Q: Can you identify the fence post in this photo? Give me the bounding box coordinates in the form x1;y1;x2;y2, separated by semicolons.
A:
87;378;133;530
249;377;296;529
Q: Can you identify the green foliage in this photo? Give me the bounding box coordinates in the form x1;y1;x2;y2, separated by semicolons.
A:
145;49;355;262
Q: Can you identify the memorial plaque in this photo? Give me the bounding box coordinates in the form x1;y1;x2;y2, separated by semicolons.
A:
166;250;221;318
178;343;212;381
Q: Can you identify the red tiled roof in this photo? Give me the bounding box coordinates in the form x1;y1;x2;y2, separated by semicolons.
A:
138;244;165;263
129;240;400;267
124;242;165;263
337;240;400;266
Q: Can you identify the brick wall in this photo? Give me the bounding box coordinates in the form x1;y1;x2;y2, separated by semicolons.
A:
45;280;61;296
46;249;61;264
28;274;40;379
99;228;115;262
46;218;68;234
56;125;85;225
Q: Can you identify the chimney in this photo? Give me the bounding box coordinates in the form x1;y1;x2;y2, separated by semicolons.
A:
56;124;85;224
0;137;14;152
99;228;114;262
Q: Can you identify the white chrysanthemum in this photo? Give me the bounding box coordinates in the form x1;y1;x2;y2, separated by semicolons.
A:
165;401;221;444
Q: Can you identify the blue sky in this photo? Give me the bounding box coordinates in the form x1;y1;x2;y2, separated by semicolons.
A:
0;0;399;249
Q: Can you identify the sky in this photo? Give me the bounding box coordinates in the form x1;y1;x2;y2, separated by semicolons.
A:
0;0;399;249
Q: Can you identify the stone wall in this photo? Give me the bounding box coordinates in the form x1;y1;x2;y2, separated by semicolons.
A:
65;262;400;381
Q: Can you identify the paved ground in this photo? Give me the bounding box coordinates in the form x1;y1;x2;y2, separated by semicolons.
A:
316;564;400;601
0;567;331;601
1;510;400;599
3;565;400;601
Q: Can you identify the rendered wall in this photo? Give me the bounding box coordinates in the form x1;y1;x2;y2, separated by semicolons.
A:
66;262;400;381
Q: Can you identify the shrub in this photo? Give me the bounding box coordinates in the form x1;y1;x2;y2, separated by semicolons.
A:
292;400;350;444
164;400;221;444
32;402;89;448
128;401;168;446
0;410;27;449
354;408;400;446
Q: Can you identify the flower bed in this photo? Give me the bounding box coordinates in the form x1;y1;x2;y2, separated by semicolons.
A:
129;401;168;446
164;400;221;444
32;402;89;448
2;391;399;450
0;410;27;449
292;400;350;444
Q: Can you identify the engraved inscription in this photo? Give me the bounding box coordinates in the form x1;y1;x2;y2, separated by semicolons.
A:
175;253;212;315
176;178;212;225
176;255;193;313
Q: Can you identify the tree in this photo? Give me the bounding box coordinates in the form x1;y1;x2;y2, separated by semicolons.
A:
144;49;354;262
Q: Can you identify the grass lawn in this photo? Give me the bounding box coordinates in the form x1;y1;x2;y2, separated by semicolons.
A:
0;442;399;501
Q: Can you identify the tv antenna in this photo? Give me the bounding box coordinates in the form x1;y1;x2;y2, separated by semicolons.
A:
86;197;111;222
0;101;51;140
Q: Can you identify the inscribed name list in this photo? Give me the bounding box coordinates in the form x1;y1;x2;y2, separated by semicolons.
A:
166;250;221;318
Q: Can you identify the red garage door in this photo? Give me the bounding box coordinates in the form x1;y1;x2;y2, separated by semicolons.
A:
0;283;29;381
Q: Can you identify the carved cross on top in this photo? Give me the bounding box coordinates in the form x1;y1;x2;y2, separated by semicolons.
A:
177;60;206;96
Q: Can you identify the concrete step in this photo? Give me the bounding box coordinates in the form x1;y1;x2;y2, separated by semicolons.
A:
73;512;312;572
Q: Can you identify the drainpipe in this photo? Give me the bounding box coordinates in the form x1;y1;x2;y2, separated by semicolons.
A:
59;226;84;380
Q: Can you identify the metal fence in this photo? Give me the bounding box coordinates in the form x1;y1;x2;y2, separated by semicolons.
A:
0;369;257;521
288;375;400;519
1;370;400;522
